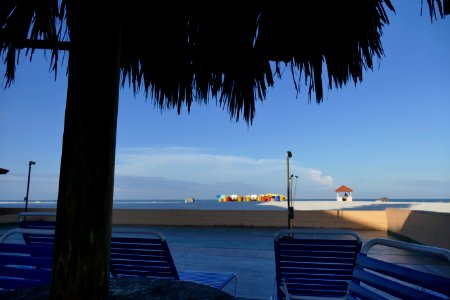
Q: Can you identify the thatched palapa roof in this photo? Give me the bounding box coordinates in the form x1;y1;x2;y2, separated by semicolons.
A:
1;1;448;122
0;1;407;122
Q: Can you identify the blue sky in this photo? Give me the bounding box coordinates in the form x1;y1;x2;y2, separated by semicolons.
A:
1;1;449;201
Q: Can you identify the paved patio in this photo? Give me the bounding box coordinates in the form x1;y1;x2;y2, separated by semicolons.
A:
1;225;449;299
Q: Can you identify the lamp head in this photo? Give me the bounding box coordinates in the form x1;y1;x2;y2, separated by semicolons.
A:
286;151;292;158
29;161;36;166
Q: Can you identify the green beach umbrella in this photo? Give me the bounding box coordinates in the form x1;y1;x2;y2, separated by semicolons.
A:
1;0;448;298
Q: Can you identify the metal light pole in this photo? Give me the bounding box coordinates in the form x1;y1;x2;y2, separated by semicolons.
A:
293;175;299;200
24;161;36;212
289;174;294;201
286;151;293;229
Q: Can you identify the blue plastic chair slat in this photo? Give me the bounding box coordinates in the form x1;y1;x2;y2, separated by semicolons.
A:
111;262;174;270
284;285;348;298
0;255;53;268
282;286;348;296
110;247;165;256
0;244;53;256
278;261;356;271
0;278;48;290
110;252;167;261
278;255;356;264
111;258;176;269
0;266;51;281
278;243;359;253
281;277;351;285
347;281;386;300
278;239;360;246
111;237;163;245
356;254;450;295
278;249;358;259
110;247;167;256
24;236;55;246
352;266;446;300
110;244;166;252
278;272;352;280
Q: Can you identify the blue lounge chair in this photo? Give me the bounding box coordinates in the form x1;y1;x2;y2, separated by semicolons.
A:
110;229;237;296
0;231;54;291
347;238;450;300
274;229;362;300
0;244;53;291
5;224;238;296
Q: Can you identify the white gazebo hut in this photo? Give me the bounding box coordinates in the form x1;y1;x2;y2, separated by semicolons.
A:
335;185;353;202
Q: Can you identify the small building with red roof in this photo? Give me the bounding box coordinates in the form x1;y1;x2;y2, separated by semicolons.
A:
335;185;353;202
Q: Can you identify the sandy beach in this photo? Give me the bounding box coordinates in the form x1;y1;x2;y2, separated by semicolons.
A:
112;200;450;212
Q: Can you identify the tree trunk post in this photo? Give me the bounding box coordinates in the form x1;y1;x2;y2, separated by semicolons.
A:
50;2;122;298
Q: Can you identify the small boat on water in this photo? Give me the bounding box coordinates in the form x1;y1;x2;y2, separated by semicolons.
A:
184;197;195;203
376;197;389;202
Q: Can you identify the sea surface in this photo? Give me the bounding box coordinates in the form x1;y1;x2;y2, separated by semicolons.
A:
0;198;448;209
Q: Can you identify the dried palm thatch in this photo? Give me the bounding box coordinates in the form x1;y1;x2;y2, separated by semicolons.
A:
0;1;414;121
1;0;448;123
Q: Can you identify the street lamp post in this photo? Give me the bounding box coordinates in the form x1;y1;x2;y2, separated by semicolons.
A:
293;175;299;200
24;161;36;212
289;174;294;201
286;151;293;229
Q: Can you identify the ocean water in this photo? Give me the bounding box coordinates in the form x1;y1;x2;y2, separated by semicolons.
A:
0;198;448;209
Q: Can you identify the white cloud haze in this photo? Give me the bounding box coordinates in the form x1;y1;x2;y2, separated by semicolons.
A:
3;146;449;200
114;146;334;199
0;147;335;200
